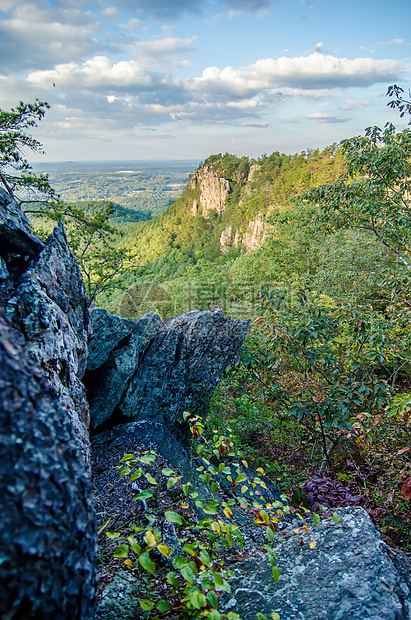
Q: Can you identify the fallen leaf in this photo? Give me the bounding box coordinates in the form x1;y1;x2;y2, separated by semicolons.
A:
401;478;411;501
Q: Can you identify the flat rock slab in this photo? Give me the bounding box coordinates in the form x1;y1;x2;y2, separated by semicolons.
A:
225;506;411;620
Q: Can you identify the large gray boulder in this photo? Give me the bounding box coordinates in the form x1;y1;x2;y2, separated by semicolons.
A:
225;506;411;620
0;188;44;258
3;220;91;459
0;315;96;619
85;307;250;432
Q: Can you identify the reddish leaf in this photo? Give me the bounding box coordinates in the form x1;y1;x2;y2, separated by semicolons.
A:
401;478;411;501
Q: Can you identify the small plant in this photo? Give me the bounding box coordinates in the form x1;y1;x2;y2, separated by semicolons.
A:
105;413;291;619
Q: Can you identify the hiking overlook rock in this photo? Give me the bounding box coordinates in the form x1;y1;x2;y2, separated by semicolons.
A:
0;186;410;619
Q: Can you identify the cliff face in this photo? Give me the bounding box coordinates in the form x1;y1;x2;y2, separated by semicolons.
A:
220;212;270;254
186;159;270;254
188;165;231;217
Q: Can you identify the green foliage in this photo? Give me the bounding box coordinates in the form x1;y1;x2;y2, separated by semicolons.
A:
105;416;292;619
239;287;405;470
0;99;54;200
31;200;138;303
387;84;411;122
302;123;411;271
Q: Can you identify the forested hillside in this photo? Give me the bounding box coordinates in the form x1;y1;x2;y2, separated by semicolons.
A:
100;144;390;320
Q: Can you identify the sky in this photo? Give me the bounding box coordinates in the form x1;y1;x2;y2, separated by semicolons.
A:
1;0;411;162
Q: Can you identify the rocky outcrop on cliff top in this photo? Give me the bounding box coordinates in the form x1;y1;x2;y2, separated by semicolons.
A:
0;315;96;619
84;307;250;432
0;189;91;460
188;165;231;217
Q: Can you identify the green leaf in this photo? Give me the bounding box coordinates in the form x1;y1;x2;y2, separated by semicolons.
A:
113;544;129;558
119;466;131;478
272;566;280;583
266;526;275;542
181;564;195;584
199;549;211;567
138;551;155;574
174;556;187;568
207;611;221;620
157;600;172;612
332;512;341;523
129;470;142;481
140;600;154;611
161;468;175;476
182;543;196;556
313;513;320;525
257;614;269;620
105;531;120;539
207;590;219;609
201;577;214;590
166;571;179;589
126;536;141;555
235;472;247;484
140;452;157;465
134;489;154;501
167;476;180;489
120;453;135;462
213;574;231;593
189;589;207;609
145;472;158;486
165;511;182;524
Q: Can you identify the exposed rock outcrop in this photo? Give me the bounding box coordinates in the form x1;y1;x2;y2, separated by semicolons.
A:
0;315;96;619
226;507;411;620
0;189;43;259
3;221;91;459
189;166;231;217
220;213;269;254
84;307;250;432
0;189;91;460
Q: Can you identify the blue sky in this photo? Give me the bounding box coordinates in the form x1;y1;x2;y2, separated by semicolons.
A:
1;0;410;161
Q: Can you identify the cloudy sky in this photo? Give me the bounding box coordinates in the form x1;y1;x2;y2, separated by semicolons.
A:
1;0;410;162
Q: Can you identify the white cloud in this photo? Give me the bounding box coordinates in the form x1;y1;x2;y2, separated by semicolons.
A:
132;36;197;67
0;1;102;73
307;112;347;123
187;52;402;97
27;56;181;91
342;98;372;110
101;6;118;17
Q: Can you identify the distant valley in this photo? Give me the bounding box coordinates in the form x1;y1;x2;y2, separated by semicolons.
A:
31;159;199;218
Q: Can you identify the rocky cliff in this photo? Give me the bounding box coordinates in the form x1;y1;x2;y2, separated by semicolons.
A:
188;165;231;217
220;212;270;254
187;160;271;254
